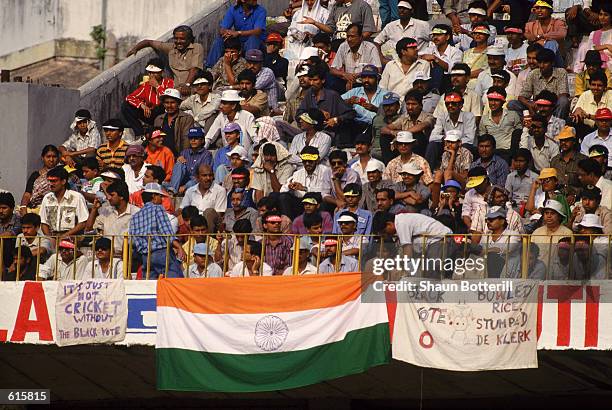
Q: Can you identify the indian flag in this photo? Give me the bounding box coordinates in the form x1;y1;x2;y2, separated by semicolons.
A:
156;273;390;392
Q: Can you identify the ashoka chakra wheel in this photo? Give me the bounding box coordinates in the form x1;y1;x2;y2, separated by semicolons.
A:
254;315;289;352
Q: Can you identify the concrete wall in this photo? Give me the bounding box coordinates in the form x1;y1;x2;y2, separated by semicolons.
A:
79;0;286;125
0;83;80;195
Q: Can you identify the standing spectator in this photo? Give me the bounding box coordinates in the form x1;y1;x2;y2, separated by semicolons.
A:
96;119;129;169
127;25;203;94
380;37;430;100
122;145;150;194
39;167;88;238
206;0;267;69
375;1;430;58
20;145;61;214
169;127;213;195
180;71;220;131
59;109;101;168
153;88;195;156
129;183;186;278
122;59;174;138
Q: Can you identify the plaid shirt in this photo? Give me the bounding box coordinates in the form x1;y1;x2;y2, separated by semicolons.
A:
471;155;510;187
440;147;473;173
255;67;278;109
263;235;294;275
128;202;176;254
519;68;569;100
384;154;433;185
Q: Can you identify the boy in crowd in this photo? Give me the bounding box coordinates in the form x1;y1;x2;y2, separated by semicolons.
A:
188;243;223;278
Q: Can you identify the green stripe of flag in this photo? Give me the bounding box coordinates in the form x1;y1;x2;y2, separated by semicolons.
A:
157;322;390;392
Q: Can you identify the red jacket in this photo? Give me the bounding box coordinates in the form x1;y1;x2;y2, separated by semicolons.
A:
125;77;174;108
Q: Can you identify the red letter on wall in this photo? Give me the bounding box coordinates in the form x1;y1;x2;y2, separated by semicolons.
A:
10;282;53;342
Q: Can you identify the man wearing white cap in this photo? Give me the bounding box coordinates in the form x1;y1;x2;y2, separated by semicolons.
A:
283;65;312;125
531;199;573;268
451;2;497;52
361;161;394;212
153;88;195;155
473;46;519;98
570;185;612;235
431;130;473;208
374;1;430;58
204;89;255;152
179;71;221;131
123;58;174;137
383;131;433;185
394;162;431;215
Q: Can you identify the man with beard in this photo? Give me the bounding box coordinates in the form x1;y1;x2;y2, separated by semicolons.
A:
121;145;150;195
238;69;269;118
330;24;382;89
153;88;195;155
342;65;388;135
373;92;402;162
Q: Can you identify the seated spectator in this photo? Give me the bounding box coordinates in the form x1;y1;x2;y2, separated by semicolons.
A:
289;109;332;165
393;163;431;215
411;73;440;114
433;180;466;233
482;70;513;116
253;116;282;146
462;166;491;230
519;114;560;173
210;38;248;90
474;185;524;236
513;48;570;119
426;91;477;170
153;88;195;156
452;1;496;52
144;129;174;182
283;238;317;275
373;92;402;162
581;108;612;168
382;90;434;159
60;109;101;169
380;37;430;99
215;219;253;272
420;24;463;93
130;165;174;213
179;164;227;231
432;63;482;122
504;25;528;77
515;44;543;99
264;33;289;85
324;150;361;210
39;167;88;238
223;188;259;234
571;70;612;139
20;145;61;214
296;66;356;149
574;50;612;98
531;199;573;267
245;49;279;110
550;126;587;199
92;238;124;279
431;130;472;208
226;166;256;209
479;87;522;160
375;187;408;215
342;64;387;132
205;0;267;69
87;180;139;257
384;131;433;185
80;157;104;204
122;59;173;138
572;235;608;280
284;0;329;61
176;205;199;243
0;192;20;267
96;119;129;169
181;215;219;271
374;1;430;60
473;46;518;100
524;0;567;66
336;210;369;258
526;167;571;221
254;196;292;234
283;66;311;126
570;185;612;234
318;238;359;273
4;246;36;282
460;24;490;84
188;243;223;278
238;69;269;118
212;123;244;185
122;145;150;194
471;134;510;187
588;145;612;180
15;213;51;263
349;135;385;184
179;71;220;131
330;24;381;89
229;240;273;277
332;184;372;234
578;158;612;210
260;211;294;275
505;149;537;209
168;127;212;196
42;239;91;280
292;192;334;234
479;206;522;278
318;0;376;44
127;25;203;94
205;90;255;152
252;142;294;203
221;146;252;191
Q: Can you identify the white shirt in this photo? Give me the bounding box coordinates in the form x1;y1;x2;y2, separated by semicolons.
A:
505;42;528;73
374;18;431;51
420;42;463;74
282;263;318;275
187;262;223;278
180;183;227;213
474;68;519;98
429;111;477;145
380;59;430;99
40;190;89;233
93;259;124;279
122;163;150;194
289;132;333;163
581;129;612;167
395;213;453;252
204;110;255;152
94;203;141;254
596;177;612;210
42;255;93;280
350;158;386;184
229;261;273;277
280;164;333;198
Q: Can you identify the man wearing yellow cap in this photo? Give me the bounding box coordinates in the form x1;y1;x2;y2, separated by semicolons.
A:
461;166;492;230
525;167;571;223
550;126;587;198
525;1;567;48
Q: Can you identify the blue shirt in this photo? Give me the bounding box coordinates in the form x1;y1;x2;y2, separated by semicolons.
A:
471;154;510;188
341;86;388;124
179;146;213;178
332;208;373;235
222;4;267;43
213;145;233;171
129;202;176;253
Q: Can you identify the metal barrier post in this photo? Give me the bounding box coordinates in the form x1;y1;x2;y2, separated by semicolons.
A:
521;236;529;279
292;236;300;275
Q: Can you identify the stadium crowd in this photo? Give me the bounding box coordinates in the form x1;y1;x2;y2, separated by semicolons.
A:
2;0;612;280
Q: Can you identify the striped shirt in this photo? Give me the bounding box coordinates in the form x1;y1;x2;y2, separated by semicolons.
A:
96;140;129;168
128;202;176;254
263;235;294;276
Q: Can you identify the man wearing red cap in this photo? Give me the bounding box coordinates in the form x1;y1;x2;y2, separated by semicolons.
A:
581;108;612;168
263;33;289;84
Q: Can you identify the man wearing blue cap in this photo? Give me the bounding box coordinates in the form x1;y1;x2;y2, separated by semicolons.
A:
168;127;213;195
245;49;278;110
372;92;402;162
341;64;388;132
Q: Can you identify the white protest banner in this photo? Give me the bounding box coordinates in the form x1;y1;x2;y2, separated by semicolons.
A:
55;279;127;346
392;279;539;371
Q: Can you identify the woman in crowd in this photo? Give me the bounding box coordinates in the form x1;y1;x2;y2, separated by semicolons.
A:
462;24;490;86
19;145;61;215
578;4;612;72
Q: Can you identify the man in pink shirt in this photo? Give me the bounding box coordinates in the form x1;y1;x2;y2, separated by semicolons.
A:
524;0;567;67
